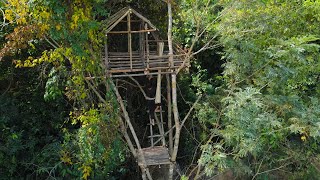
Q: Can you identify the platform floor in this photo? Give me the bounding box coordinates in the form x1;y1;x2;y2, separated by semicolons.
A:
137;146;171;166
104;51;184;75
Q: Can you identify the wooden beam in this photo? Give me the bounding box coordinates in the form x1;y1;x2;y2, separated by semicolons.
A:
106;7;129;28
120;20;142;22
110;71;174;78
130;8;157;30
106;10;130;33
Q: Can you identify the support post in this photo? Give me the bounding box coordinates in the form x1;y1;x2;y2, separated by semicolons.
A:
128;10;133;70
140;22;146;67
104;36;109;75
166;74;173;155
145;23;150;70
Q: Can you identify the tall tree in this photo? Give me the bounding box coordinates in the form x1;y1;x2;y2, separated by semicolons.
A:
197;0;320;179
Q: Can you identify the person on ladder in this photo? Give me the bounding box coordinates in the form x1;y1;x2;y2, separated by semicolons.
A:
146;74;161;125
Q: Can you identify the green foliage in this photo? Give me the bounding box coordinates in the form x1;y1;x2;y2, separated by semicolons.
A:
1;0;128;178
44;67;66;101
0;63;68;178
174;0;218;49
197;0;320;179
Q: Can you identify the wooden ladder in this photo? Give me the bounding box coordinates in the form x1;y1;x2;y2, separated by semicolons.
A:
148;105;166;147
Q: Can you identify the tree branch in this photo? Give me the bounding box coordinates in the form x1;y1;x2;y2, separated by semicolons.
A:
127;75;155;100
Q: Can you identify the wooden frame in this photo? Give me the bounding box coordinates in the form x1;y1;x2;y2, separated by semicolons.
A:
104;6;189;180
104;7;184;77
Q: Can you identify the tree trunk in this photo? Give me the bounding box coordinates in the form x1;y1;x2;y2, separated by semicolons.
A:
167;1;181;180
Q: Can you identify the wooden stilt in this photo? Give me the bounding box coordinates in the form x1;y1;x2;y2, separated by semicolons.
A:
104;7;189;180
166;74;173;155
119;116;137;158
141;169;147;180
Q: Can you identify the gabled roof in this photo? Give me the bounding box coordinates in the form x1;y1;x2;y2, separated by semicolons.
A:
105;7;158;33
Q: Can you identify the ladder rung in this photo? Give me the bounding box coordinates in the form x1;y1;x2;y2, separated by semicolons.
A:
148;135;163;138
155;110;164;113
147;110;165;113
147;122;166;125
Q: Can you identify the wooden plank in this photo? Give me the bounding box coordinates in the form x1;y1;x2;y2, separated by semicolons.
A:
111;71;174;78
109;65;144;68
137;146;171;166
108;66;180;73
108;61;143;64
108;51;162;56
108;58;168;62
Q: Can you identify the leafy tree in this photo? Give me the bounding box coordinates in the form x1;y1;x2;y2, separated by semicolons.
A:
196;0;320;179
1;0;128;178
0;59;69;178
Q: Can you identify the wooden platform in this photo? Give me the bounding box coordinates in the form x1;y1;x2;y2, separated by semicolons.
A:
104;51;184;76
137;146;171;166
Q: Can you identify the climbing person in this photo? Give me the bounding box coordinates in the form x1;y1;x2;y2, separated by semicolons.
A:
146;75;156;125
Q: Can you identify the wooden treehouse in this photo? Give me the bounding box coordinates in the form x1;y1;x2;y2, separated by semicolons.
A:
104;7;184;77
104;7;187;180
